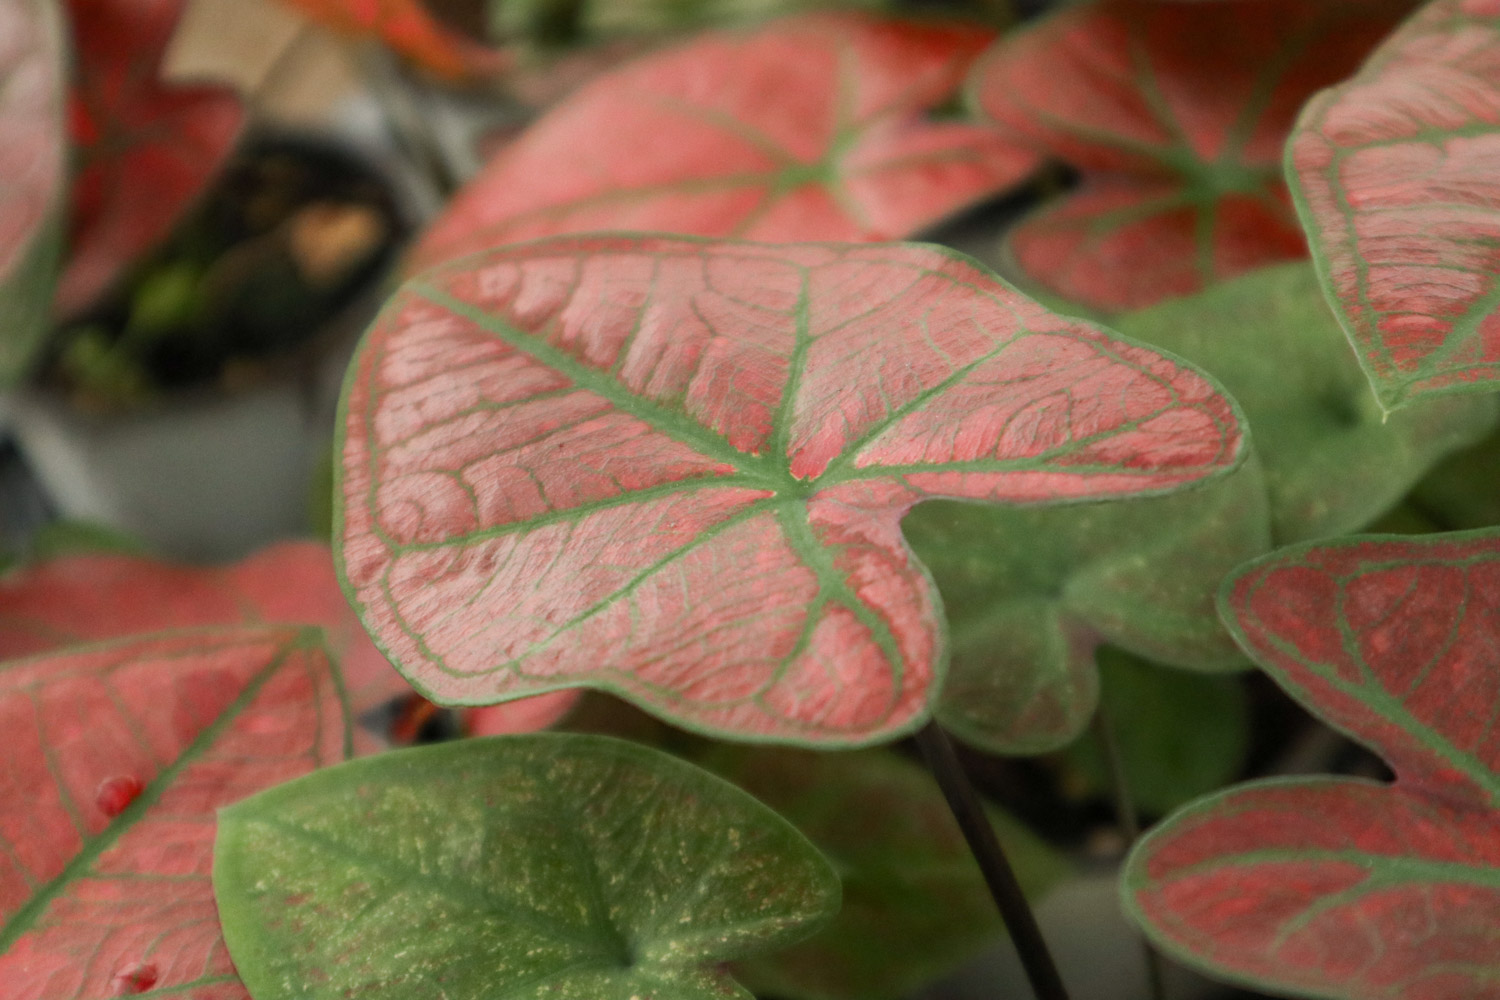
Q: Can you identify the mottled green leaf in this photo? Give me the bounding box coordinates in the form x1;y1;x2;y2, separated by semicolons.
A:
213;734;840;1000
1114;262;1499;542
908;456;1268;755
704;745;1067;1000
1058;647;1250;817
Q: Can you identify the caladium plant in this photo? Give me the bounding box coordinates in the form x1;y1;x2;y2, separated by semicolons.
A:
970;0;1411;313
59;0;245;317
1124;529;1500;1000
410;12;1040;269
0;0;66;384
0;626;349;1000
338;234;1243;746
1288;0;1500;410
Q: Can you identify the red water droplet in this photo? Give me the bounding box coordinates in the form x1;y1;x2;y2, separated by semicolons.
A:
111;962;158;995
95;775;145;817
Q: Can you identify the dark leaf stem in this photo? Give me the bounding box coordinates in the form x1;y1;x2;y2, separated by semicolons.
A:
1092;700;1167;1000
915;722;1070;1000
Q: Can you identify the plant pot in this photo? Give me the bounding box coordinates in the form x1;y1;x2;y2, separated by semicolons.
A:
5;127;420;561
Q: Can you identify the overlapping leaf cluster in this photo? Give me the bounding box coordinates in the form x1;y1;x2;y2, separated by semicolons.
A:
4;1;1500;999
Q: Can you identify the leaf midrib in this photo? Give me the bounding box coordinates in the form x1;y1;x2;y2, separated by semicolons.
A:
418;284;787;489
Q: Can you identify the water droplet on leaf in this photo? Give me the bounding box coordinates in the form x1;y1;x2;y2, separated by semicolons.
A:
111;962;158;994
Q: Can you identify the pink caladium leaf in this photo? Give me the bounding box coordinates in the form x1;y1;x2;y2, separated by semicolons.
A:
971;0;1410;313
0;626;348;1000
1288;0;1500;410
410;12;1040;270
339;235;1244;746
57;0;245;317
0;0;67;384
0;541;407;718
1124;529;1500;1000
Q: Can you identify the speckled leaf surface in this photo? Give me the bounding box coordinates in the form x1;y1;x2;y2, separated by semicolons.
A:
58;0;244;316
1288;0;1500;409
1113;263;1498;542
410;13;1038;270
274;0;502;79
213;733;840;1000
0;626;348;1000
910;455;1267;755
338;235;1243;746
971;0;1409;312
705;745;1067;1000
1124;529;1500;1000
0;541;407;719
0;0;67;384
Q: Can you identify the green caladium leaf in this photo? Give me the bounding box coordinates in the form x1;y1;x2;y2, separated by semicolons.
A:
1057;647;1251;817
0;0;67;384
1113;262;1499;543
703;745;1068;1000
910;455;1268;754
337;235;1244;747
213;734;840;1000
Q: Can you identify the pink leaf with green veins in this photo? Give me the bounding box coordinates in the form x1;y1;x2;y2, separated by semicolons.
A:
338;235;1244;746
409;12;1039;270
1124;529;1500;1000
1288;0;1500;410
970;0;1410;313
0;626;349;1000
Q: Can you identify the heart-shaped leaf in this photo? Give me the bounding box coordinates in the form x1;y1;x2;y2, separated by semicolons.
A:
410;13;1039;270
1288;0;1500;410
971;0;1409;312
213;733;840;1000
0;626;349;1000
0;541;408;718
1124;529;1500;1000
273;0;504;79
58;0;245;316
910;453;1268;754
338;235;1244;746
0;0;67;384
703;745;1068;1000
1112;262;1498;542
